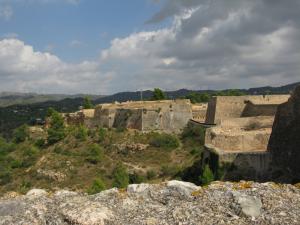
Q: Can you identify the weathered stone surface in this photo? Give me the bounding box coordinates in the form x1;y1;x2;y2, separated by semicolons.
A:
232;192;262;217
268;86;300;183
1;181;299;225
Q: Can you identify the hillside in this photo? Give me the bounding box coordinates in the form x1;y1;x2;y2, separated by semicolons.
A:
0;123;205;195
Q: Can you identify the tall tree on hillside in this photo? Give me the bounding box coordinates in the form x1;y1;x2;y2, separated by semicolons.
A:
152;88;166;100
83;96;94;109
47;108;65;144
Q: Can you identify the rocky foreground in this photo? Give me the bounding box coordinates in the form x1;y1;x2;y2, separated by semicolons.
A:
0;180;299;225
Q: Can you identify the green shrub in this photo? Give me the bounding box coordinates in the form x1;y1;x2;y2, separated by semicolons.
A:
199;164;214;186
161;165;181;177
182;124;206;144
0;137;15;155
87;178;106;194
98;128;107;143
13;125;29;143
112;163;129;188
35;138;45;148
86;144;104;164
47;109;65;144
129;172;146;184
190;148;201;155
75;125;88;141
146;170;156;180
149;133;180;149
21;146;39;168
0;166;12;185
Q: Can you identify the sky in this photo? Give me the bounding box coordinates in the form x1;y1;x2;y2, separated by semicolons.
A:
0;0;300;94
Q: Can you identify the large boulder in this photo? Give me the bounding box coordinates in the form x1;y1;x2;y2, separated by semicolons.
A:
268;86;300;183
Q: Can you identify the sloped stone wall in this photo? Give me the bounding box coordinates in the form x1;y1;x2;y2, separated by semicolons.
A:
268;86;300;183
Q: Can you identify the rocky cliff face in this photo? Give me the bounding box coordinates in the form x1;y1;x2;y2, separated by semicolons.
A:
268;86;300;183
1;180;299;225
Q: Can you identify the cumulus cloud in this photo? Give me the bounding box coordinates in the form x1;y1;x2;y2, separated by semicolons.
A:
100;0;300;91
0;39;112;94
0;0;300;94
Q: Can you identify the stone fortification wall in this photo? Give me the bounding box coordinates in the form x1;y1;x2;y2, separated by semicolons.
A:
62;109;95;127
93;99;192;133
242;103;279;117
192;104;208;122
202;147;271;182
219;116;274;128
205;95;289;125
205;128;272;153
113;109;142;130
268;86;300;183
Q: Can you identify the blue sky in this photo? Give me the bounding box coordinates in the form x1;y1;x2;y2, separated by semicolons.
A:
0;0;167;62
0;0;300;94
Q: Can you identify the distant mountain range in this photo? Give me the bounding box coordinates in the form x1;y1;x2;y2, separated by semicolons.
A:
93;81;300;104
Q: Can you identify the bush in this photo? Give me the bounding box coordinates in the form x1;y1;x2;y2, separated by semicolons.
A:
21;146;39;168
129;172;146;184
0;137;15;155
112;163;129;188
0;166;12;185
87;178;106;194
35;138;45;148
149;133;180;149
86;144;104;164
13;125;29;143
98;128;107;143
47;109;65;144
75;125;88;141
146;170;156;180
182;123;206;144
161;165;181;177
199;164;214;186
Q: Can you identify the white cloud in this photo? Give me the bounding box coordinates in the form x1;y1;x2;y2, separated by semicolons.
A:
0;5;13;21
99;0;300;92
0;39;111;94
0;0;300;94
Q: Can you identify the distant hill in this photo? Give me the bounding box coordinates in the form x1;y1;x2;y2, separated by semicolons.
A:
94;82;300;104
0;92;104;107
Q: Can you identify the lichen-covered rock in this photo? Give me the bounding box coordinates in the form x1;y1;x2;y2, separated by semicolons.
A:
268;85;300;183
0;181;299;225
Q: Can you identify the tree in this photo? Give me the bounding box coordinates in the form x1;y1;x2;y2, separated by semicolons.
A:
152;88;166;100
83;96;94;109
86;144;104;164
185;92;211;103
199;164;214;186
112;163;129;188
47;109;65;144
13;125;29;143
